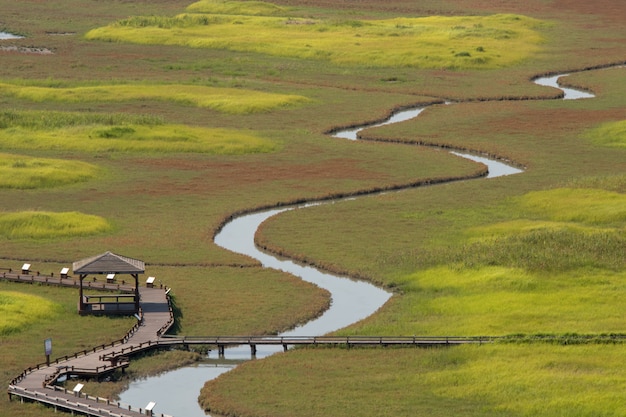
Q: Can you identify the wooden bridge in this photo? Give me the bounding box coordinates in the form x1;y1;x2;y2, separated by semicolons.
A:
4;268;493;417
154;335;493;356
5;268;175;417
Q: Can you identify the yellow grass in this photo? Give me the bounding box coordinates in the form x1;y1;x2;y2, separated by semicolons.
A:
0;83;311;114
585;119;626;149
186;0;287;16
0;291;61;335
0;124;278;154
86;11;546;69
0;211;111;239
0;153;99;189
466;188;626;242
517;188;626;225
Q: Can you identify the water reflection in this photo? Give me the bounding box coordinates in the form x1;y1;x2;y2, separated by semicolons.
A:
121;364;235;416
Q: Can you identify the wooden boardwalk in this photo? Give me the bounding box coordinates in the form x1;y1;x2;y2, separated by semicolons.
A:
4;270;493;417
6;271;175;417
142;335;493;356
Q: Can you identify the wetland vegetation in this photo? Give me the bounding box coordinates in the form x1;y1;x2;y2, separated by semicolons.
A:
1;0;625;416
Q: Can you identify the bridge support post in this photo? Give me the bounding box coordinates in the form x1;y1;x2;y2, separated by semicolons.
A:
283;344;288;352
218;345;225;357
250;344;256;357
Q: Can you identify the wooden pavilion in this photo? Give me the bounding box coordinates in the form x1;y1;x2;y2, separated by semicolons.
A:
73;251;144;315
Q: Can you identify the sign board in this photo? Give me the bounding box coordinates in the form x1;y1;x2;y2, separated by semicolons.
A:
44;338;52;356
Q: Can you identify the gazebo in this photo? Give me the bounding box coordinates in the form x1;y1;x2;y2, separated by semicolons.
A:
73;251;145;315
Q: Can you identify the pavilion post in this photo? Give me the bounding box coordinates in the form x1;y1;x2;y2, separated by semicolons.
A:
79;274;87;313
133;274;139;313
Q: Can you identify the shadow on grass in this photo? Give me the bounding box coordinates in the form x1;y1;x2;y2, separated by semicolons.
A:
166;293;183;335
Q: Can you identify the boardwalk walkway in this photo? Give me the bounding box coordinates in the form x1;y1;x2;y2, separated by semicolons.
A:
4;270;492;417
6;271;174;417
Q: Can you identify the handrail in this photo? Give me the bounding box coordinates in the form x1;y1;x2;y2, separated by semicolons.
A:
9;385;174;417
159;334;496;344
156;290;175;337
0;270;136;292
9;308;144;386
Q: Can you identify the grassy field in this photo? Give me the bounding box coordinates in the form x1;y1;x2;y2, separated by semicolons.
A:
201;344;626;417
0;82;311;114
0;0;625;416
0;211;110;239
86;8;545;69
0;152;98;188
0;291;62;335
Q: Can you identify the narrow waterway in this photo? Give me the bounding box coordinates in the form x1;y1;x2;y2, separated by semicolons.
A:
118;72;590;416
0;31;23;40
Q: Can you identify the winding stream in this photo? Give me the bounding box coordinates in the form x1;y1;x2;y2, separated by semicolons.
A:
118;72;591;416
0;31;23;40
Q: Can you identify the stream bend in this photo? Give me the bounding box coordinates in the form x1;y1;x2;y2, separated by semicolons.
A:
119;71;596;416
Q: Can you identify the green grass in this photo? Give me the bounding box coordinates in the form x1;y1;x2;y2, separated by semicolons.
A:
0;109;162;129
585;119;626;149
187;0;288;16
0;211;111;239
260;185;626;336
0;82;311;114
0;291;62;335
515;188;626;225
0;153;99;188
353;266;626;336
86;10;545;70
150;265;330;336
200;344;626;417
0;110;278;154
1;0;626;416
0;280;136;417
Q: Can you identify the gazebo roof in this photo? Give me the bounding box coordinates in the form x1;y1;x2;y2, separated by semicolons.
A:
72;251;145;275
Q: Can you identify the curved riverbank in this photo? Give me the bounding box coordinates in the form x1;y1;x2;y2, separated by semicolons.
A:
116;69;602;416
7;64;611;417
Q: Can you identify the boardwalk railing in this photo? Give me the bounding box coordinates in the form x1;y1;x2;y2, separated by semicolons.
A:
42;360;131;387
0;270;137;292
97;334;496;360
9;308;144;387
156;291;175;337
159;334;496;346
4;267;496;417
8;384;174;417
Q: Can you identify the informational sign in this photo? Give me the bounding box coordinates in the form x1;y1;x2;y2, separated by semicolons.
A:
44;338;52;365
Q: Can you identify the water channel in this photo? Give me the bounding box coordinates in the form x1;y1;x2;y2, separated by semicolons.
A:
0;31;23;40
119;73;590;416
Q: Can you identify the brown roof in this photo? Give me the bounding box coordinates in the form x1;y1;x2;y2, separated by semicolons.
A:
72;251;145;275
